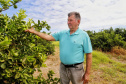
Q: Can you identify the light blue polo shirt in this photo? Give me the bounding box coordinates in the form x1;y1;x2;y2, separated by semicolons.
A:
52;28;92;65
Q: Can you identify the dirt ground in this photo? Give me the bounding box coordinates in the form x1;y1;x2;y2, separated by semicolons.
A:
33;47;104;84
33;47;60;79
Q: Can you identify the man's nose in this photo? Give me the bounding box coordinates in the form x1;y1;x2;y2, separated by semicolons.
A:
68;21;70;24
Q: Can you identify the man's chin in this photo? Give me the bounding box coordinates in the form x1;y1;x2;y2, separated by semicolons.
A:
69;28;75;30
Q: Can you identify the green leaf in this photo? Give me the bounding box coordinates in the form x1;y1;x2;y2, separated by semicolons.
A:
38;20;40;25
8;56;12;59
33;60;36;65
8;60;12;64
42;63;46;67
14;5;17;8
15;73;20;79
0;36;11;46
0;60;5;62
1;63;6;69
22;57;26;64
13;52;18;56
29;43;35;48
19;67;22;71
37;68;41;72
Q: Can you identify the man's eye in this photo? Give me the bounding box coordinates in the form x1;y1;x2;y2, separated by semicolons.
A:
68;19;73;22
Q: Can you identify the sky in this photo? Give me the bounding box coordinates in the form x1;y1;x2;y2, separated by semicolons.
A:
2;0;126;33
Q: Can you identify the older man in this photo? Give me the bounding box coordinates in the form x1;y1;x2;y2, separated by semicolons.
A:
25;12;92;84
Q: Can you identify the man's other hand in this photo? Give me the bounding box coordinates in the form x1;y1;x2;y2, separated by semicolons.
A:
82;73;89;84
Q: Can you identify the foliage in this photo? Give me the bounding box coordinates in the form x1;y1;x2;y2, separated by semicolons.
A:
0;0;22;12
32;70;60;84
0;8;59;83
86;27;126;51
114;28;126;41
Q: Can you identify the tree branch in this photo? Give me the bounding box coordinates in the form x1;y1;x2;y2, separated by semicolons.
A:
0;0;21;12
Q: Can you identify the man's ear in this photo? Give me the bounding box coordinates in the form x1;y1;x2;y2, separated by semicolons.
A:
78;19;80;25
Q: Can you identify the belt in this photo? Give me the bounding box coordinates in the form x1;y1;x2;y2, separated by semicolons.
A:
62;62;83;68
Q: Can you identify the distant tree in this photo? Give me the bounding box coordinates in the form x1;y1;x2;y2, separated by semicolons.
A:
114;28;126;41
104;27;114;33
86;27;126;51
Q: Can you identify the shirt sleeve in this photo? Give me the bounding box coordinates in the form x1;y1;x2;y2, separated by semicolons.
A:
52;32;61;41
83;33;93;53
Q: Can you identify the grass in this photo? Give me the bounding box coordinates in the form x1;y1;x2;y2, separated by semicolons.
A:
90;51;126;84
52;41;59;47
110;46;126;60
52;41;126;84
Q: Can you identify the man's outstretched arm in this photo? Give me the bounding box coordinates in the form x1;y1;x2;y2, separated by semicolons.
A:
25;27;55;41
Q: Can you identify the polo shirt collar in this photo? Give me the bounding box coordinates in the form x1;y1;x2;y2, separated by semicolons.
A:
67;28;80;35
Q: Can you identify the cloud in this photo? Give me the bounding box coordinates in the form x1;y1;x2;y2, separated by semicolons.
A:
3;0;126;33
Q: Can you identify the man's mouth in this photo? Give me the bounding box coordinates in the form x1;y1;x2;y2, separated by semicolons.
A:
68;24;71;26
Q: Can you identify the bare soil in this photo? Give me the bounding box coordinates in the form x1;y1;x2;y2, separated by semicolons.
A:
33;47;60;79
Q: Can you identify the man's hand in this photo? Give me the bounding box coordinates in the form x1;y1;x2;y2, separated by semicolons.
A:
82;73;89;84
24;27;55;41
25;27;36;34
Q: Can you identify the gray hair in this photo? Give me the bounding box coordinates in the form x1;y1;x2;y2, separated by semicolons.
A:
68;12;81;20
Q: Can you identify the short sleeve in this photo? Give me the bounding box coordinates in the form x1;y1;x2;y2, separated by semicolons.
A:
83;33;93;53
52;32;60;41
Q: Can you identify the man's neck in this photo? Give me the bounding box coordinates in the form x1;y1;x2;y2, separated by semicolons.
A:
70;28;78;35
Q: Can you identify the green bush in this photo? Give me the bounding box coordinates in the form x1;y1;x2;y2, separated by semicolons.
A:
0;9;59;83
86;27;126;51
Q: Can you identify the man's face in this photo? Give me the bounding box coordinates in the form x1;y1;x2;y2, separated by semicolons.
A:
67;15;80;29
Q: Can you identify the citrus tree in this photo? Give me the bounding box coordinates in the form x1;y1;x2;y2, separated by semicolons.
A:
0;0;59;84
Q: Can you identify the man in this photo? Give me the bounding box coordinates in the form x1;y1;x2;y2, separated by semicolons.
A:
25;12;92;84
